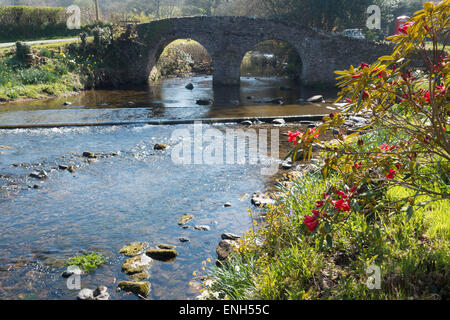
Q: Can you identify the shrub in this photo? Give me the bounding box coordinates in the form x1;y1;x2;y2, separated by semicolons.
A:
287;1;449;239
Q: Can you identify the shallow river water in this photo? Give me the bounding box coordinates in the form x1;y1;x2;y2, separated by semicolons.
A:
0;76;334;300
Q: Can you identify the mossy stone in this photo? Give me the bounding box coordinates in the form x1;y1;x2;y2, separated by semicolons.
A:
121;254;152;274
178;214;193;226
146;248;178;261
119;242;148;257
117;281;150;297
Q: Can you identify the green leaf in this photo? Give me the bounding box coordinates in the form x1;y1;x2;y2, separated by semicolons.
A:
406;206;414;221
326;234;333;248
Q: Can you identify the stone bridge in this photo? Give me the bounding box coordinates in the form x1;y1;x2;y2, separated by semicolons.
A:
117;16;393;87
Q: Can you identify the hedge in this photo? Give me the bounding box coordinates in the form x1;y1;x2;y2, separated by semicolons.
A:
0;6;76;42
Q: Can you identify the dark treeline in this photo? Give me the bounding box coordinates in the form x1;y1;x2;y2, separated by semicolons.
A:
0;1;427;27
0;0;429;40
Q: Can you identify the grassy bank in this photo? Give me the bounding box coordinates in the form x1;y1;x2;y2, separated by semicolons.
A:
201;138;449;300
202;2;449;300
0;41;85;103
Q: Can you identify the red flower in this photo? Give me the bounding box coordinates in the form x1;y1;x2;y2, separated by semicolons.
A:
386;168;396;179
380;143;391;151
309;127;320;138
316;200;324;208
288;131;302;145
436;85;446;95
399;21;414;34
352;74;361;79
360;63;370;69
362;91;369;100
304;215;318;232
332;197;351;212
354;162;362;169
424;90;431;103
345;98;352;103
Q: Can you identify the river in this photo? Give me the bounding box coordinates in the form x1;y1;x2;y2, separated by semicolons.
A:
0;76;335;300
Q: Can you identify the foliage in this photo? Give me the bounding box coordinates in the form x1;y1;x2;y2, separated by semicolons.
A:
203;170;449;299
287;1;449;240
0;44;82;102
204;1;449;301
65;252;108;272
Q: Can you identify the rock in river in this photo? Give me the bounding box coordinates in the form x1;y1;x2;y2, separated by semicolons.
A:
196;99;212;105
194;225;210;231
178;214;194;226
119;242;149;257
272;118;285;125
82;152;97;159
251;191;276;207
146;248;178;261
117;281;150;298
221;233;240;241
185;83;194;90
157;244;175;250
216;240;239;261
29;170;48;180
77;288;94;300
307;95;325;103
93;285;110;300
121;254;152;274
154;143;167;150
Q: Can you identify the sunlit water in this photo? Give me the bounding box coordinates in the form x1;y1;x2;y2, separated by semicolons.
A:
0;76;335;126
0;76;334;300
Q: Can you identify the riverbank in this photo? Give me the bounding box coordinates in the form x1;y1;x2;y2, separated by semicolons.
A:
0;42;84;103
200;2;450;298
200;122;449;300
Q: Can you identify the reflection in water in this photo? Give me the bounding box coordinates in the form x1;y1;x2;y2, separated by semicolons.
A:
0;76;336;126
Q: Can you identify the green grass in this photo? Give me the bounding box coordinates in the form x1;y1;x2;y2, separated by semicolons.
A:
204;169;449;300
0;46;83;102
65;252;108;272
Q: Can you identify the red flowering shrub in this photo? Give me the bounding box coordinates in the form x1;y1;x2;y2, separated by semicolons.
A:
287;1;449;237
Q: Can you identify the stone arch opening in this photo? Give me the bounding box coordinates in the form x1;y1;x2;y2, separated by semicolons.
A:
240;40;303;83
149;39;213;82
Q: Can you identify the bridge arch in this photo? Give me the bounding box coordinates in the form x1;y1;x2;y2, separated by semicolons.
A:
116;16;393;88
240;39;303;81
149;38;213;81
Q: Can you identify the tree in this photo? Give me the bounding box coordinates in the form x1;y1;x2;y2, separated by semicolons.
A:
183;0;224;16
287;0;449;212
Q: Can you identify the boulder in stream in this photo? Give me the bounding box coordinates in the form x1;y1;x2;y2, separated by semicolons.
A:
117;281;150;298
121;254;152;275
178;214;194;226
119;242;149;257
146;248;178;261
